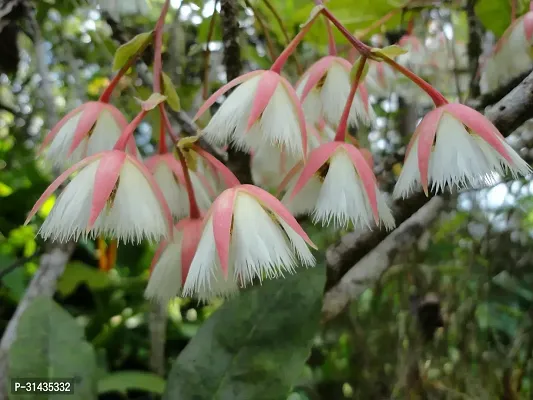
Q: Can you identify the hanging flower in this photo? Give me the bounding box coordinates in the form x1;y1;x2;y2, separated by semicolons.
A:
182;185;316;300
393;103;532;198
194;70;308;159
39;102;139;169
282;142;395;229
25;150;173;243
144;217;203;305
295;56;375;127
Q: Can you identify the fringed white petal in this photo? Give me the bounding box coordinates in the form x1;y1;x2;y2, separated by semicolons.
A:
45;111;87;168
429;113;501;192
203;76;261;147
182;217;240;300
144;229;183;305
313;150;393;229
296;74;323;125
87;109;124;157
153;162;189;218
393;138;423;199
39;159;100;242
189;171;214;212
243;84;304;157
281;175;322;217
251;146;299;189
231;193;302;284
275;218;315;267
92;161;169;243
321;61;374;128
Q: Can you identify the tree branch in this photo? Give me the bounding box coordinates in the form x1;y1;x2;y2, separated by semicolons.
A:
325;69;533;295
220;0;253;184
322;197;445;321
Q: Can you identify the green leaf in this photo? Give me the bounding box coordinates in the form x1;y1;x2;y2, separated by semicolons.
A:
98;371;166;395
475;0;528;37
57;262;111;297
112;31;153;71
371;45;408;60
162;72;181;111
492;271;533;302
8;297;97;399
141;93;167;111
163;266;326;400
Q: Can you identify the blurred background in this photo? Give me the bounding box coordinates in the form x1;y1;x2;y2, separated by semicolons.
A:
1;0;533;399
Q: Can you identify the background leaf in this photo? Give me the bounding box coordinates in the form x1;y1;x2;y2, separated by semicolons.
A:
97;371;166;395
163;265;326;400
8;297;97;400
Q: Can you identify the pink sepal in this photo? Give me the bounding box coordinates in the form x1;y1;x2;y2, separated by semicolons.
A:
193;70;265;121
178;217;204;283
442;103;512;163
299;56;335;101
212;188;238;277
127;154;174;240
241;184;317;249
414;108;444;195
279;76;308;159
194;146;240;188
88;150;126;228
38;105;85;154
290;141;340;200
344;145;379;224
25;153;104;225
68;102;106;156
246;71;280;131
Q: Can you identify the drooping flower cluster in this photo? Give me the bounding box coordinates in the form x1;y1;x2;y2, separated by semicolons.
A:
25;1;532;306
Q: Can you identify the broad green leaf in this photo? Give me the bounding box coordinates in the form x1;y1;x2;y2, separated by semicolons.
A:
8;297;97;399
162;72;181;111
163;266;326;400
492;271;533;302
475;0;528;37
112;31;153;71
57;262;111;297
98;371;166;395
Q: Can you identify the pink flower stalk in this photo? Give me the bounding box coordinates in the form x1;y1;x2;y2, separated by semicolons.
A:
193;70;308;159
480;10;533;94
393;103;532;198
144;153;215;218
25;150;173;243
281;142;395;229
39;102;139;169
144;217;203;304
182;184;317;300
295;56;375;127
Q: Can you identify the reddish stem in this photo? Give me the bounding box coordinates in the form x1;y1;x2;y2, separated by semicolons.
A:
407;17;414;35
175;147;201;219
530;0;533;12
324;16;337;56
510;0;517;21
381;56;448;106
158;104;167;154
161;107;180;143
320;7;372;57
153;0;171;93
113;110;148;151
100;46;148;103
270;9;321;73
334;57;367;142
